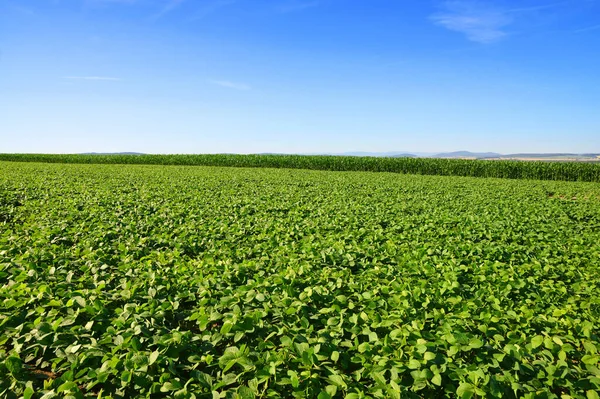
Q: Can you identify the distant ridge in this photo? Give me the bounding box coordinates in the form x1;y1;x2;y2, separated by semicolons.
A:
340;151;417;157
433;151;502;159
389;153;417;158
81;152;145;155
502;153;600;158
490;153;600;161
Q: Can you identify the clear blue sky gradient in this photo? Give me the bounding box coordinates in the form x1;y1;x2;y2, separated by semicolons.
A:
1;0;599;154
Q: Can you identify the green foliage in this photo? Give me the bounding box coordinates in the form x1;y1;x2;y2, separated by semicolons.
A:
1;161;600;398
1;153;600;182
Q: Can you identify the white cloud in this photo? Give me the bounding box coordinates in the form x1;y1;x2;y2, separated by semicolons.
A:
431;1;568;44
431;1;512;43
210;80;251;90
150;0;186;21
574;23;600;33
64;76;121;81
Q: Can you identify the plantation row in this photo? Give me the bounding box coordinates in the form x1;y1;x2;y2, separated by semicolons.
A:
1;153;600;182
1;162;599;398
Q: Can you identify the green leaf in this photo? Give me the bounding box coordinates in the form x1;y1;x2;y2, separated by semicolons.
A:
457;382;475;399
161;381;183;392
149;350;160;365
238;386;255;399
5;357;22;374
582;355;600;365
40;391;57;399
587;391;600;399
357;342;370;353
408;358;421;369
57;381;78;393
220;321;233;335
531;335;544;349
288;370;299;388
583;341;597;354
331;351;340;362
73;296;86;307
23;386;34;399
327;374;347;389
325;385;337;397
121;370;131;382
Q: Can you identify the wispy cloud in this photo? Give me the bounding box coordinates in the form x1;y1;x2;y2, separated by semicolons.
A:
188;0;236;22
505;2;567;13
574;23;600;33
209;80;251;90
431;1;512;43
64;76;121;81
150;0;186;21
277;1;319;13
430;1;565;44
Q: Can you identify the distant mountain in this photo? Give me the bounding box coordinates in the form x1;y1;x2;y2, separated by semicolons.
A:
82;152;145;155
389;153;418;158
503;153;600;158
485;153;600;162
433;151;502;159
340;151;418;157
504;153;577;158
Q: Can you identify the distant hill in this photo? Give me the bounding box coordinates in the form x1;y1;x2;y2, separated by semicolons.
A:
503;153;600;158
339;151;417;157
433;151;502;159
389;153;418;158
504;153;579;158
82;152;145;155
492;153;600;161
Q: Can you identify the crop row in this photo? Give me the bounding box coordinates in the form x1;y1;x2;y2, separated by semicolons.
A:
1;153;599;182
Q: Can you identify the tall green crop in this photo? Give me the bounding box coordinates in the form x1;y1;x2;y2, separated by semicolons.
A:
1;153;599;182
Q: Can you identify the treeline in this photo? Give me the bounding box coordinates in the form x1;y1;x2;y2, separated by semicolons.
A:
1;153;599;182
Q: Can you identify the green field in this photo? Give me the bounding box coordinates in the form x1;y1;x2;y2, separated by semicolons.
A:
1;161;599;398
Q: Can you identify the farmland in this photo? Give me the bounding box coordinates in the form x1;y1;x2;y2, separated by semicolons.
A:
1;161;599;398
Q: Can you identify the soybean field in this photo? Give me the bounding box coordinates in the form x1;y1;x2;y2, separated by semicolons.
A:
1;161;599;399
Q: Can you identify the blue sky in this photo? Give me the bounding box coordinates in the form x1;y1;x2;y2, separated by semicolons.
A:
1;0;599;154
